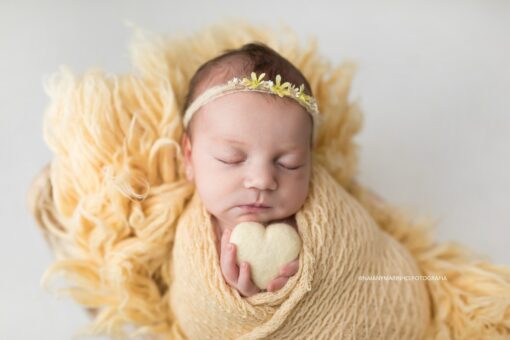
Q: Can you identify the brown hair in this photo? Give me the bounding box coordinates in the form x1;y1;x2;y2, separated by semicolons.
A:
182;42;314;140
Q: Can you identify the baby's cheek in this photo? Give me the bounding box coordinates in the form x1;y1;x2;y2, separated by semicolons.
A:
196;172;236;212
281;180;310;212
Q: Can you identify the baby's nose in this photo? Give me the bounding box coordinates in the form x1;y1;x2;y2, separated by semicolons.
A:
244;167;277;191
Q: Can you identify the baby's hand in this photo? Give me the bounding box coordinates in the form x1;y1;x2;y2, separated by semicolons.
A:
220;228;300;296
220;228;261;297
266;259;299;292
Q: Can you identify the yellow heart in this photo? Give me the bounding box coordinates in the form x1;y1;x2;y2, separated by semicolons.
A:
229;221;302;290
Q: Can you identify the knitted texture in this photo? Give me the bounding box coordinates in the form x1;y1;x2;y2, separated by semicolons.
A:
169;159;430;339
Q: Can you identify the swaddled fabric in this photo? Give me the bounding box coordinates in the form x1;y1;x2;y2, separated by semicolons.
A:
168;159;431;339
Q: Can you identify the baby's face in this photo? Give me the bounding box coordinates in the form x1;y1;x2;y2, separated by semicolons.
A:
182;91;312;229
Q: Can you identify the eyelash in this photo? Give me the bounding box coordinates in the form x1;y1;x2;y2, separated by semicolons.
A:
215;158;301;170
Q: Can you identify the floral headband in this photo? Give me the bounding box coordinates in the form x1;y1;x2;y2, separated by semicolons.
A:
183;72;322;144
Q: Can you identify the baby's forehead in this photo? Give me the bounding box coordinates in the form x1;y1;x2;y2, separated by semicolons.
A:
199;96;308;129
198;120;310;151
204;133;309;155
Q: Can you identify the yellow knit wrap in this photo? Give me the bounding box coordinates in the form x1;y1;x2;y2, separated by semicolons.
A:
28;19;510;339
169;160;430;339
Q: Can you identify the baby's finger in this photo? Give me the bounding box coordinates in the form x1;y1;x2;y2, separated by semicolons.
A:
221;227;232;255
267;276;289;292
237;262;260;297
221;228;239;284
279;258;299;277
220;241;239;285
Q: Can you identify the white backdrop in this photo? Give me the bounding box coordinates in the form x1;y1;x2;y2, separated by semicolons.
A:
1;1;509;339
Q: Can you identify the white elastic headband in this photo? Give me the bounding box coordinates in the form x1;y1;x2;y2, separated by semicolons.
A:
183;72;322;144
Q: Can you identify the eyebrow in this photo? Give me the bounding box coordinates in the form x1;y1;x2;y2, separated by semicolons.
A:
213;136;247;145
213;136;304;152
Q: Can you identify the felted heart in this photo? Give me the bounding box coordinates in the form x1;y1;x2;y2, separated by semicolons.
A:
229;221;302;290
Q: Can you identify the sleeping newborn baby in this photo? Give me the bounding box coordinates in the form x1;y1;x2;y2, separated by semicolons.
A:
180;43;319;297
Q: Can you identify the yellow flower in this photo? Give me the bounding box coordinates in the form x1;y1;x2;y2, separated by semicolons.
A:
242;72;266;89
269;74;293;97
295;84;312;106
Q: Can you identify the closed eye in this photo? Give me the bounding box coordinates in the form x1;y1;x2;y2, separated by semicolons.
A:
215;158;243;165
279;163;302;170
215;158;302;170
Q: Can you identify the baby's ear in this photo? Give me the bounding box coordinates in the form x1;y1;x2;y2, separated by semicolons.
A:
180;133;194;180
180;133;191;157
